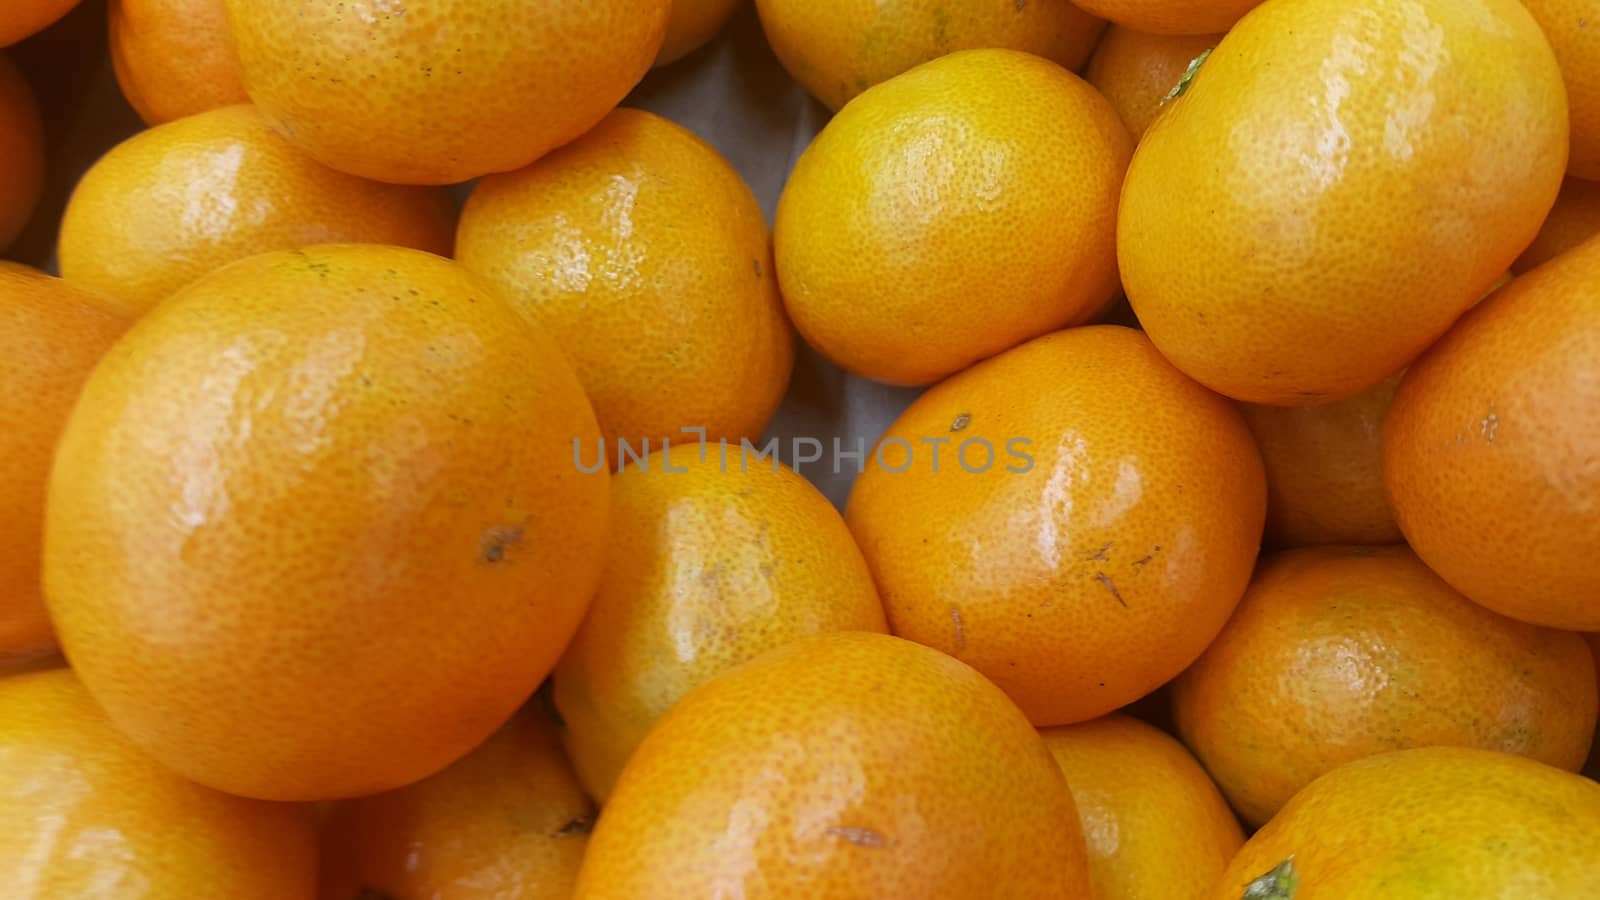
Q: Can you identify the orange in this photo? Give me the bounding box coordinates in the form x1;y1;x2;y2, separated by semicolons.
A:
225;0;670;184
1385;234;1600;630
0;668;317;897
553;447;886;801
1086;26;1221;138
110;0;248;125
1514;176;1600;273
1040;714;1243;900
1211;748;1600;898
754;0;1105;111
846;326;1266;726
0;52;43;251
657;0;741;66
776;49;1132;386
44;244;610;801
320;703;595;900
0;266;127;662
457;108;793;451
1072;0;1258;34
574;632;1093;899
0;0;79;46
1174;545;1596;827
1523;0;1600;179
1240;374;1402;548
59;104;454;316
1119;0;1568;404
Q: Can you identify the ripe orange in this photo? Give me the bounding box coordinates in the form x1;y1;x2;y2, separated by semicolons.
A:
657;0;740;66
44;244;610;801
0;52;43;251
0;0;79;46
1514;176;1600;273
553;448;886;801
110;0;248;125
1240;374;1402;548
58;105;454;316
320;704;595;900
1173;545;1596;827
754;0;1105;111
0;668;318;897
776;49;1132;386
1522;0;1600;179
846;326;1266;726
225;0;670;184
1086;26;1220;138
457;108;792;451
574;632;1093;899
1385;234;1600;631
1072;0;1258;34
1212;748;1600;898
1040;714;1243;900
0;264;127;661
1120;0;1568;404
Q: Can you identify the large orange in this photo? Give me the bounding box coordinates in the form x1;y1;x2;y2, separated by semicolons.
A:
1514;176;1600;273
44;244;610;801
846;326;1265;726
1086;26;1219;139
1523;0;1600;179
1385;234;1600;630
320;703;594;900
0;266;127;661
457;108;792;452
574;632;1093;899
224;0;669;184
1212;748;1600;898
110;0;248;125
1174;545;1596;827
776;49;1132;386
1120;0;1568;404
657;0;741;66
0;52;43;251
553;448;886;801
59;104;454;316
0;668;317;897
1240;374;1401;548
1072;0;1258;34
1040;714;1243;900
754;0;1105;111
0;0;79;46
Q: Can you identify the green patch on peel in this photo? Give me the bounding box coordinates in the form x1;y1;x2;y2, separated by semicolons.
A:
1161;48;1213;106
1243;858;1298;900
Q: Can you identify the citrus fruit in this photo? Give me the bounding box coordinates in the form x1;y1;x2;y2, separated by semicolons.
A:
1086;26;1220;138
0;264;127;662
574;632;1093;899
1120;0;1569;404
44;244;610;802
0;668;318;898
0;0;79;46
0;52;43;251
224;0;670;184
110;0;248;124
1072;0;1259;34
1174;545;1597;827
1385;234;1600;631
553;447;886;801
846;326;1266;725
1212;747;1600;899
1514;176;1600;273
1239;374;1401;548
320;703;594;900
1522;0;1600;179
657;0;740;66
457;108;792;451
776;49;1132;386
1041;714;1243;900
58;104;454;316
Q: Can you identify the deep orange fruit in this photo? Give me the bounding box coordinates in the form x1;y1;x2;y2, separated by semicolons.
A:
1514;176;1600;273
110;0;248;124
0;52;43;251
1085;25;1220;138
1072;0;1258;34
657;0;741;66
1522;0;1600;179
0;0;80;46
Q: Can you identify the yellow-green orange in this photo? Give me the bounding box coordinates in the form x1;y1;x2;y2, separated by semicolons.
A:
1086;26;1220;138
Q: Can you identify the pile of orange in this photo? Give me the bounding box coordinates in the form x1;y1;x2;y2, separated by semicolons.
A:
1;0;1598;896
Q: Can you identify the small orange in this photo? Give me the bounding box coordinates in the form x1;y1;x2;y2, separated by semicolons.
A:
1385;234;1600;630
1522;0;1600;179
657;0;741;66
846;326;1266;726
319;703;595;900
0;52;43;251
1086;26;1220;138
58;105;454;316
0;0;79;46
225;0;670;184
1072;0;1258;34
0;264;128;661
553;447;886;801
776;49;1132;386
110;0;248;125
754;0;1105;111
574;632;1093;899
0;668;318;897
457;108;792;451
45;245;610;801
1514;176;1600;273
1239;374;1402;548
1041;714;1243;900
